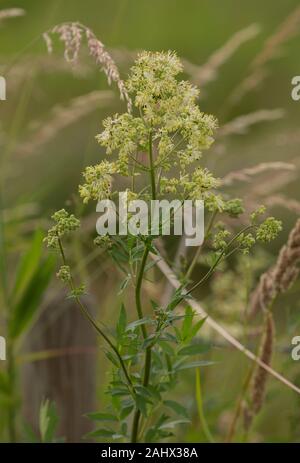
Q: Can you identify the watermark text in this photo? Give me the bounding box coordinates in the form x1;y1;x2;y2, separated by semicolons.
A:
291;336;300;361
291;76;300;101
0;76;6;101
0;336;6;361
96;192;205;246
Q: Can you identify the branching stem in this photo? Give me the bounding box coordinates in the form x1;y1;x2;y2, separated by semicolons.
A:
131;130;156;443
57;237;134;395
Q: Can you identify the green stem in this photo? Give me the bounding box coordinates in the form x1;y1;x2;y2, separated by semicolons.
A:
131;130;156;443
135;247;149;340
75;293;134;394
195;368;214;443
185;210;217;281
130;347;151;443
225;364;254;443
148;131;156;200
7;340;16;442
166;225;256;315
186;225;255;297
57;237;134;395
130;406;141;443
131;246;152;443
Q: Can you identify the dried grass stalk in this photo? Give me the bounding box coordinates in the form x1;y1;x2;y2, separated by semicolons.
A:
218;109;284;137
242;401;254;432
0;8;25;21
221;161;295;186
251;311;275;414
252;5;300;69
247;169;298;198
151;251;300;395
265;195;300;215
228;5;300;105
43;22;132;112
19;90;114;156
248;219;300;318
183;24;260;87
2;55;92;91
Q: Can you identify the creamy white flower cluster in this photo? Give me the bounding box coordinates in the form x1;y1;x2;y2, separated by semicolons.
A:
79;160;117;204
127;52;217;168
96;113;148;175
79;51;218;204
160;167;220;201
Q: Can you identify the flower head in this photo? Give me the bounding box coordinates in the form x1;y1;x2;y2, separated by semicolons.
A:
224;198;245;218
251;205;266;223
44;209;80;249
183;167;220;200
79;161;117;203
256;217;282;243
237;233;256;255
213;229;231;251
89;51;218;203
127;51;183;109
94;235;113;249
57;265;71;283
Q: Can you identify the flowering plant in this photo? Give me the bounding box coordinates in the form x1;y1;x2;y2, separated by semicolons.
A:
45;50;281;442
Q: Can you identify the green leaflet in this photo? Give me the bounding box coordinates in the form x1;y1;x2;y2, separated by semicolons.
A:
39;399;58;443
